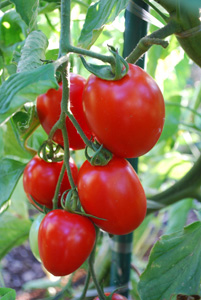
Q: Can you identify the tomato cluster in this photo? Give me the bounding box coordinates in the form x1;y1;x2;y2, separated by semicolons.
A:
24;66;164;277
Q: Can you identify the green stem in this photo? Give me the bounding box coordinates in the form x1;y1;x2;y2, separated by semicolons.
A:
66;111;93;148
89;228;106;300
59;0;71;57
60;64;76;190
147;155;201;214
0;0;11;9
78;269;91;300
45;14;59;34
68;45;115;66
126;19;181;63
52;162;66;209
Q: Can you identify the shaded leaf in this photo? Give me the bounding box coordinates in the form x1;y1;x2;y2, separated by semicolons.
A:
17;30;48;72
10;0;39;31
0;10;27;50
0;212;31;259
0;158;26;208
78;0;129;48
138;221;201;300
0;288;16;300
0;63;58;124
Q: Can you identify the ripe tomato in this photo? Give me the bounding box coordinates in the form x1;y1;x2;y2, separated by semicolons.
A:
37;73;92;150
29;213;45;262
38;209;96;276
82;64;165;158
77;157;147;235
94;293;127;300
23;155;78;209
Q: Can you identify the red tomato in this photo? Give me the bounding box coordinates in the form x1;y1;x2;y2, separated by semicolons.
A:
82;64;165;158
23;155;78;209
94;293;127;300
38;209;96;276
37;73;92;150
77;157;147;235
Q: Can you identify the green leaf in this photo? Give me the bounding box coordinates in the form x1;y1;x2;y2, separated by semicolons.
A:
160;95;182;141
164;199;194;235
0;212;31;259
0;288;16;300
78;0;129;48
0;63;58;125
10;0;39;31
0;119;33;159
9;177;29;219
138;221;201;300
17;30;48;72
0;158;26;209
0;10;27;50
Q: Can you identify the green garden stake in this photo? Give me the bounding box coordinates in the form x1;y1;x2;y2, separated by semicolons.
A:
110;0;148;297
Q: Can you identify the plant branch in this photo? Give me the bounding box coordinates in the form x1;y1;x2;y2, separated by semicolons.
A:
52;162;66;209
59;0;71;57
78;269;91;300
126;19;181;63
68;45;115;66
147;155;201;214
89;228;106;300
60;64;76;190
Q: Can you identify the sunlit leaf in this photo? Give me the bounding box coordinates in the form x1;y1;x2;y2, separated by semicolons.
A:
78;0;129;48
138;221;201;299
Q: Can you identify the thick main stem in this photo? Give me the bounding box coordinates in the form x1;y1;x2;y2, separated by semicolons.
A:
59;0;71;57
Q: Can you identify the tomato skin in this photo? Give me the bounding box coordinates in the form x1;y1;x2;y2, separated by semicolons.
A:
83;64;165;158
37;73;92;150
94;293;127;300
29;214;45;262
23;155;78;209
38;209;96;276
77;157;147;235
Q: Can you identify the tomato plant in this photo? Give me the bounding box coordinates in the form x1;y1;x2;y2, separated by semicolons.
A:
29;214;44;262
38;209;96;276
94;293;127;300
23;155;78;209
37;73;92;150
82;64;165;158
77;157;147;235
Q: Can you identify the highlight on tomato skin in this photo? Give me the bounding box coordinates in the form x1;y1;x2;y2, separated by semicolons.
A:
23;155;78;209
82;63;165;158
36;73;92;150
77;156;147;235
38;209;96;277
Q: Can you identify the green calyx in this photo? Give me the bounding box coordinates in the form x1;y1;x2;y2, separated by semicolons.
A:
38;140;64;162
85;141;113;166
80;45;129;81
61;188;106;220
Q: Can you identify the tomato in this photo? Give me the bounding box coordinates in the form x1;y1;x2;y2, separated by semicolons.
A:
37;73;92;150
38;209;96;276
77;157;147;235
29;214;45;262
23;155;78;209
82;64;165;158
94;293;127;300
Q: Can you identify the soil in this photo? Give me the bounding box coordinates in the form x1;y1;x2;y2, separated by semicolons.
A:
1;242;47;300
